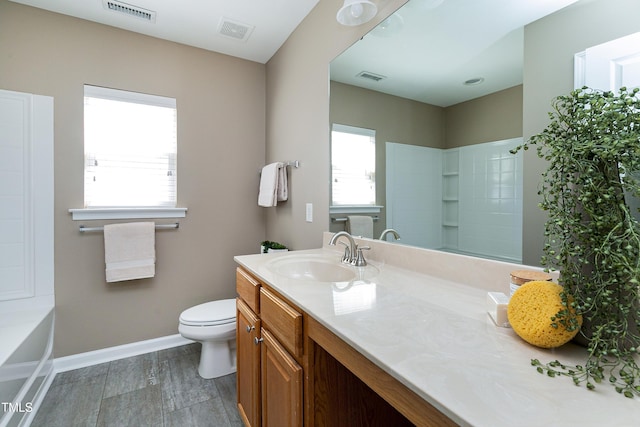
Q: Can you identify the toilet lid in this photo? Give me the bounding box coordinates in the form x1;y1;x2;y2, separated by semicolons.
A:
179;299;236;326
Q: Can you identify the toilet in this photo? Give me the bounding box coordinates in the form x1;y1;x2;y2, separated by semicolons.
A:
178;299;237;379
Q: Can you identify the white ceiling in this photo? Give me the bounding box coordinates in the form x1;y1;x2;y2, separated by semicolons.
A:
330;0;583;107
9;0;320;64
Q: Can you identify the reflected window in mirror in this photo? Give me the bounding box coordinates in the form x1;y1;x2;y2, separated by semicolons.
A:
331;124;376;206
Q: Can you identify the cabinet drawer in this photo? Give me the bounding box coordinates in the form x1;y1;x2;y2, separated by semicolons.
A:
260;288;303;358
237;267;261;313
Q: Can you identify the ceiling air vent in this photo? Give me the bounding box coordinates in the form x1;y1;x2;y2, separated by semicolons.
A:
102;0;157;23
356;71;386;82
217;17;255;42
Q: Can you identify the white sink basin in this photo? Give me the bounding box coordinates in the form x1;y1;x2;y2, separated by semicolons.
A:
266;254;378;282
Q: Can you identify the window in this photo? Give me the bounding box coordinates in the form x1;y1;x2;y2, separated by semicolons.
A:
83;85;177;208
331;124;376;206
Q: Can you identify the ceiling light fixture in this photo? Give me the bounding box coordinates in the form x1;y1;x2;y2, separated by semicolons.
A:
337;0;378;26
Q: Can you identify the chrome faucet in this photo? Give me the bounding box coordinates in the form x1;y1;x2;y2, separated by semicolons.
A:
329;231;369;266
329;231;356;264
379;228;401;241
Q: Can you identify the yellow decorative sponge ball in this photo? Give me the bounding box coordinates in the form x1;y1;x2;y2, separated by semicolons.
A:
508;280;582;348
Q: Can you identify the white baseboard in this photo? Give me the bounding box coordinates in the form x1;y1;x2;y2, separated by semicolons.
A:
53;334;194;373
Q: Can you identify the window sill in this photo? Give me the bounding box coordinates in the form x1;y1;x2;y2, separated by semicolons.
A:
329;205;383;215
69;207;187;221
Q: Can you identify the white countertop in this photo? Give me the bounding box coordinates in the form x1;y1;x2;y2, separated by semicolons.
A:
234;241;640;427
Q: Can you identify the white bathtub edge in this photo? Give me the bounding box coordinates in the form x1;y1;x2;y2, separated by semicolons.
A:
17;362;54;427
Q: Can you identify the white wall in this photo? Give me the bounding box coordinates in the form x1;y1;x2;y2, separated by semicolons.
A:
386;142;442;248
458;138;523;262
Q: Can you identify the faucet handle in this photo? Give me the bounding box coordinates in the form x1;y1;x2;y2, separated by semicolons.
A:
338;241;351;263
351;245;370;267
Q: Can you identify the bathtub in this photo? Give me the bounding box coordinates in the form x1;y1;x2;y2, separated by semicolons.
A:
0;89;56;426
0;303;54;427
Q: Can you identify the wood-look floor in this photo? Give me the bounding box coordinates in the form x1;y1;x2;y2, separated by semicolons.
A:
31;343;242;427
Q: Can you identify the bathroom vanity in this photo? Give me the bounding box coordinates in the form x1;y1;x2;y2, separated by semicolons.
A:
234;233;638;427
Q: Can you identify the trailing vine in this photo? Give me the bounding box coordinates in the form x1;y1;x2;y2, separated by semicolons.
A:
512;87;640;397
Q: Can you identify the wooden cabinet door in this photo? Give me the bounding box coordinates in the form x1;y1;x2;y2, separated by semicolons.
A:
237;298;261;427
261;328;302;427
260;288;303;357
237;267;261;312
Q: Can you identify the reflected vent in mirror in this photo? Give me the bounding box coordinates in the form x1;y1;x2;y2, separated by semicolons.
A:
102;0;156;22
356;71;386;82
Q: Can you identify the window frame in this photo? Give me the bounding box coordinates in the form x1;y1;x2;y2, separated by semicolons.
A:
70;85;186;221
330;123;378;209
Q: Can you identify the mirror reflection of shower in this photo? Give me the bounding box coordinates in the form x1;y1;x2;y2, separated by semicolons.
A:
386;138;523;263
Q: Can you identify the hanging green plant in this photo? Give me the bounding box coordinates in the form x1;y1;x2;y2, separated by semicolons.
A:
512;86;640;398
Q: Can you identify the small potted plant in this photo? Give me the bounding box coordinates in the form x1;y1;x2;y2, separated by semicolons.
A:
512;86;640;398
260;240;288;254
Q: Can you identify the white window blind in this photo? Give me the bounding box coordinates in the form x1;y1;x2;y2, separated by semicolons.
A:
331;124;376;206
84;85;177;208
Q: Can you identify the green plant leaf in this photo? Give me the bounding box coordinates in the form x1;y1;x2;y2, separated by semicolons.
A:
514;87;640;399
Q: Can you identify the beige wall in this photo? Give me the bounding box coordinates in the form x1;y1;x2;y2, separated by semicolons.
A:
330;81;445;149
0;0;266;356
329;83;523;152
445;85;523;148
522;0;640;265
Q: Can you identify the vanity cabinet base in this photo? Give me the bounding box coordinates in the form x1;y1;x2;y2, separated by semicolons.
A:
312;344;413;426
307;316;456;427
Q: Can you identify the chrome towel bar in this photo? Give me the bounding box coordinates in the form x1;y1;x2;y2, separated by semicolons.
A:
332;216;379;223
258;160;300;174
79;222;180;233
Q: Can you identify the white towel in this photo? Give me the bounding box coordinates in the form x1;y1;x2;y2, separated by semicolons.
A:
347;215;373;238
258;162;287;207
104;222;156;283
277;164;288;202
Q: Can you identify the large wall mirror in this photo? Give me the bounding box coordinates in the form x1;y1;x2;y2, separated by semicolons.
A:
329;0;599;264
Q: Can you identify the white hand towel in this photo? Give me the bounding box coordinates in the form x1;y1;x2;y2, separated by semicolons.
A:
258;162;286;207
347;215;373;238
277;164;288;202
104;222;156;283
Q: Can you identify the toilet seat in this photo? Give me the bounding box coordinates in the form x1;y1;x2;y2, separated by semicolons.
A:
179;299;236;327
